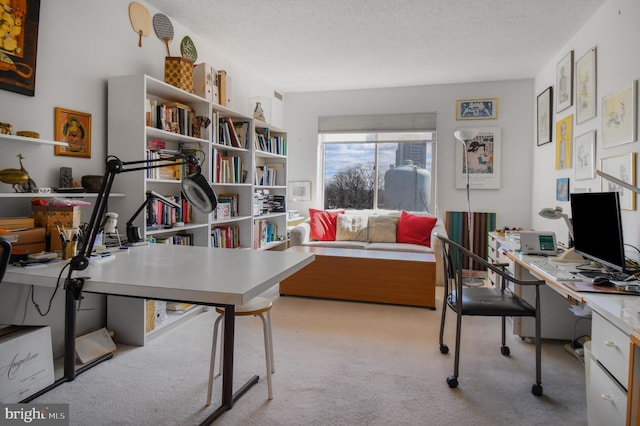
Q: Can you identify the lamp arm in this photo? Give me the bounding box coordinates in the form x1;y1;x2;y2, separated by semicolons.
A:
562;214;574;240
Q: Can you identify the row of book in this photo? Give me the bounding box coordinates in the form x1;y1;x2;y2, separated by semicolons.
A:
255;162;284;186
255;127;286;155
147;99;198;138
211;225;240;248
253;219;279;249
149;233;193;245
254;190;286;216
145;149;192;180
216;114;250;149
146;194;191;227
214;152;247;183
215;193;239;220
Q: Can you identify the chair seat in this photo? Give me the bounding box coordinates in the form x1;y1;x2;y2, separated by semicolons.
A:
215;296;272;316
448;288;536;317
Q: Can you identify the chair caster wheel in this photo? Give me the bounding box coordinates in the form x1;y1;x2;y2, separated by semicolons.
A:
446;376;458;388
532;383;543;396
440;344;449;354
501;345;510;356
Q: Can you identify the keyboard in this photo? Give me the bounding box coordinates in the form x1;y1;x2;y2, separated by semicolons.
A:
529;260;581;281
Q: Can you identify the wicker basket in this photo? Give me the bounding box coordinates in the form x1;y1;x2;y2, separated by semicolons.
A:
164;57;193;92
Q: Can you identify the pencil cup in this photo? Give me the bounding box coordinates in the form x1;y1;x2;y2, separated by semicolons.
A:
62;241;77;260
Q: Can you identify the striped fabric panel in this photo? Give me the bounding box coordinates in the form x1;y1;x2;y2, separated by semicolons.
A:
445;211;497;271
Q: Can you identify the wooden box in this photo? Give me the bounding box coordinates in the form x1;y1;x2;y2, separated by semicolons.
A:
164;56;193;93
2;227;46;254
0;217;34;230
32;206;81;251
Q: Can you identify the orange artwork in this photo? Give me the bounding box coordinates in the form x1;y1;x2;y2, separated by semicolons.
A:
54;107;92;158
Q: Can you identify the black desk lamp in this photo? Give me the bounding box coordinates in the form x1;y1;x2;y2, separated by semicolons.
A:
0;237;11;283
127;190;182;244
59;153;217;382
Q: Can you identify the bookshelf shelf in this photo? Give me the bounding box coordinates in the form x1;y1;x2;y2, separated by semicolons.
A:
0;133;68;147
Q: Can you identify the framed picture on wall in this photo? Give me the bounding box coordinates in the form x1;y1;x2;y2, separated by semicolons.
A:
576;47;597;124
556;50;574;113
537;87;553;146
602;80;637;148
54;107;92;158
574;130;596;180
556;177;569;201
601;152;636;210
455;127;501;189
288;181;311;201
555;115;573;170
455;98;498;120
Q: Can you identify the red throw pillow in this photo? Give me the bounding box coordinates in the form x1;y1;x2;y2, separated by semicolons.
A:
309;208;344;241
396;211;438;247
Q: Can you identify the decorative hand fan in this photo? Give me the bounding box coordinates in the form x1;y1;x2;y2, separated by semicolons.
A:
180;36;197;63
153;13;174;57
128;2;151;47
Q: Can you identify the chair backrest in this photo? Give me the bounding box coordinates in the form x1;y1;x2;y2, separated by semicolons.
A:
0;237;11;283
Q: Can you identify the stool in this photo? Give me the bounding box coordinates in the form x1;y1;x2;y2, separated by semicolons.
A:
206;296;275;405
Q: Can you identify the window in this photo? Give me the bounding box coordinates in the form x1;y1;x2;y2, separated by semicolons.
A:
320;131;435;212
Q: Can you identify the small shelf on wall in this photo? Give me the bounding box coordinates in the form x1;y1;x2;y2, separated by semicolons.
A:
0;133;68;147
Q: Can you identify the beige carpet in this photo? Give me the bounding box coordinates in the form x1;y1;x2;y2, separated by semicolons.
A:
32;286;587;425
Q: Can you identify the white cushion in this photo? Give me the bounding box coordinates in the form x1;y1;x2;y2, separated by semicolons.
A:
335;214;369;241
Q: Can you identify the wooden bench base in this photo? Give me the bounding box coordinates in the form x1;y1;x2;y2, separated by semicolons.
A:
280;246;436;308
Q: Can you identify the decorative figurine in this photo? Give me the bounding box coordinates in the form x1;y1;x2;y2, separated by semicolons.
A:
0;153;37;192
253;102;266;121
60;167;73;188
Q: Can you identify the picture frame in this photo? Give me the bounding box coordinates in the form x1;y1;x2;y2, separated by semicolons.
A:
576;47;597;124
556;50;574;112
0;0;41;97
455;127;501;189
602;80;637;148
601;152;636;210
574;130;596;180
288;181;311;201
455;98;498;120
54;107;92;158
536;87;553;146
556;177;569;202
555;115;573;170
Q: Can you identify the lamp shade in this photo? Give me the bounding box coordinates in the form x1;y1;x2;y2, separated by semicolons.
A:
182;169;217;213
454;129;480;143
538;206;564;219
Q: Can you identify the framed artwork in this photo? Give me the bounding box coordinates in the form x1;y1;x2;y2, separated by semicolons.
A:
54;108;92;158
602;80;637;148
288;181;311;201
601;152;636;210
556;178;569;202
455;127;501;189
455;98;498;120
574;130;596;180
536;87;553;146
555;115;573;170
0;0;41;96
576;47;597;124
556;50;574;112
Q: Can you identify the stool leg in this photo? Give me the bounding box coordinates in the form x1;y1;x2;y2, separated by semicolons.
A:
217;317;225;377
267;310;275;374
207;313;224;406
258;313;273;400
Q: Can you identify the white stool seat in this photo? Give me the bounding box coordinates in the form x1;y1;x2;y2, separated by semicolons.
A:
206;296;275;405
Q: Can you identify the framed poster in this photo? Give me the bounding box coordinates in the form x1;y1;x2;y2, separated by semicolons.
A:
54;108;92;158
288;181;311;201
0;0;41;96
576;47;597;124
455;127;501;189
556;50;574;112
574;130;596;180
601;152;636;210
555;115;573;170
602;80;637;148
537;87;552;146
556;178;569;201
455;98;498;120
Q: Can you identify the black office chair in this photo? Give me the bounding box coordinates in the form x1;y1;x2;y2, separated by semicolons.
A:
436;234;544;396
0;237;11;283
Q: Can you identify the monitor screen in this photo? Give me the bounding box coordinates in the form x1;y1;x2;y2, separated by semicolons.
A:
570;191;626;272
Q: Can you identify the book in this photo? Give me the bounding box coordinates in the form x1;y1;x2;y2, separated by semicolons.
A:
216;201;231;219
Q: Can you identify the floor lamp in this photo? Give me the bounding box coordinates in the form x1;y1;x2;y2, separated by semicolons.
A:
454;129;483;286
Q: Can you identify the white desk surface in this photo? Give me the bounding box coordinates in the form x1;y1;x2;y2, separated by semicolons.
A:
3;244;315;306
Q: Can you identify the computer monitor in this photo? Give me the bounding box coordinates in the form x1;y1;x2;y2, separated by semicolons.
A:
570;191;626;272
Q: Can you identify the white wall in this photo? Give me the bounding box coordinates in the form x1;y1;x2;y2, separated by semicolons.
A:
0;0;282;356
531;0;640;253
285;80;534;229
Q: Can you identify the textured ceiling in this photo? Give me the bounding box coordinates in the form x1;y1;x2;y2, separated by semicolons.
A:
145;0;605;93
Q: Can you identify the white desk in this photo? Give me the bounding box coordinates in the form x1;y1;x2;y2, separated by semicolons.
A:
2;244;315;424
